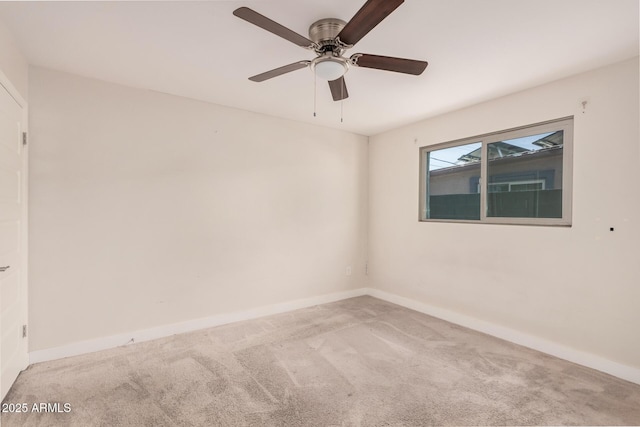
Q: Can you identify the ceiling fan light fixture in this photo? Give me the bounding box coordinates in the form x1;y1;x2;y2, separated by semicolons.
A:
312;56;348;81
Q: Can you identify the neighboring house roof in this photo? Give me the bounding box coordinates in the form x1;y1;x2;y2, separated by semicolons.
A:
457;131;563;163
430;131;564;176
458;142;529;163
532;131;563;148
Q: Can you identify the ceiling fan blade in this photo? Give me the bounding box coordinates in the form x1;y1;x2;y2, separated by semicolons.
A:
337;0;404;46
351;54;428;75
328;76;349;101
249;61;310;82
233;7;315;49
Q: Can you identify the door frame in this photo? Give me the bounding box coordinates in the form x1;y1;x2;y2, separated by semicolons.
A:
0;67;29;391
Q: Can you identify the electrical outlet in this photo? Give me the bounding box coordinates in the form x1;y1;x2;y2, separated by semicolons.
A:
346;266;352;276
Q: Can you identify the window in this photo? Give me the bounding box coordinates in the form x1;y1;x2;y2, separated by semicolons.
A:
419;117;573;226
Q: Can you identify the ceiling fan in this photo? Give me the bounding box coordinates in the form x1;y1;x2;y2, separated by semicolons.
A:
233;0;428;102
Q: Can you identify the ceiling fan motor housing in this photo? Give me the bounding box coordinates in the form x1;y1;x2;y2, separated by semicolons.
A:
309;18;348;54
308;18;350;80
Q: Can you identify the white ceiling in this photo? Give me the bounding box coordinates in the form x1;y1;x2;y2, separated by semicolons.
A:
0;0;638;136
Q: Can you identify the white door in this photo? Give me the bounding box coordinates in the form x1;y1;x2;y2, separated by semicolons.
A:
0;81;28;401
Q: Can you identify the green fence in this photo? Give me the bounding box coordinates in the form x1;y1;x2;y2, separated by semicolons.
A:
429;189;562;220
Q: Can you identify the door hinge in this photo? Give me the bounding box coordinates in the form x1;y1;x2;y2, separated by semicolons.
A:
22;325;27;338
22;132;27;146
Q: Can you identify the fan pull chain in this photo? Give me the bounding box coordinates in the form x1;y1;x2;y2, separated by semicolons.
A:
313;72;317;117
340;80;344;123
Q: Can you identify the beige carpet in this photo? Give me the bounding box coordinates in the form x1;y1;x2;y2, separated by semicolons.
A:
2;296;640;426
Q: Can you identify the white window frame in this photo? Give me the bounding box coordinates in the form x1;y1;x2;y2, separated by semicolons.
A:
481;179;546;193
419;117;573;226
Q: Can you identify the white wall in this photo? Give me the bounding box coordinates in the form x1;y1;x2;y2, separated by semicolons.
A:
28;67;368;352
369;58;640;369
0;18;27;100
24;55;640;378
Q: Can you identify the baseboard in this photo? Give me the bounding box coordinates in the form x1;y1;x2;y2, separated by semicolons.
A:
28;287;368;364
367;288;640;386
29;286;640;386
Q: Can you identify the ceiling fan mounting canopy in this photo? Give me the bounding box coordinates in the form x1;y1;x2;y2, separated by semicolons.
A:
233;0;428;102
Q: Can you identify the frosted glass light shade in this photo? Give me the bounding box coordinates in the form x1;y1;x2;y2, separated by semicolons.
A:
314;59;347;81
